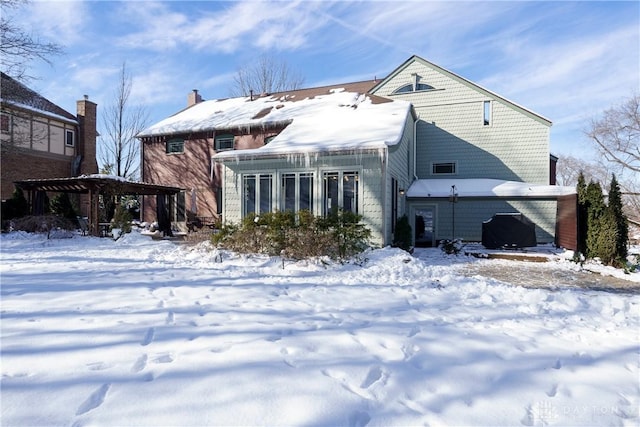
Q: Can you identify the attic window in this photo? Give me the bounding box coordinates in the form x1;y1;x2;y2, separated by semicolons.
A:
392;82;435;94
215;134;234;151
264;135;277;145
166;138;184;154
483;101;492;126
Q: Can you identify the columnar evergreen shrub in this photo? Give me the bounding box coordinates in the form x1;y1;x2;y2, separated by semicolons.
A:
576;173;588;255
576;174;629;267
392;215;413;253
585;181;605;259
607;174;628;260
592;209;618;265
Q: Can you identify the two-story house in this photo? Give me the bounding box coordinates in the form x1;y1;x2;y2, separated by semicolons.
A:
138;55;574;248
1;72;98;216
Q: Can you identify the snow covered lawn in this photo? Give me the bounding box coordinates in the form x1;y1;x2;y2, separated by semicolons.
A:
1;231;638;426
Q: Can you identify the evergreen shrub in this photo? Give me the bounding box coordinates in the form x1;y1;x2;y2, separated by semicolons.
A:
212;209;372;261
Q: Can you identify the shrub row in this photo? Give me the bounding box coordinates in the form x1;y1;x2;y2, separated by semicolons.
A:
212;209;372;261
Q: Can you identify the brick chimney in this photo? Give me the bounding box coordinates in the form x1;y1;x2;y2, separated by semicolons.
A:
76;95;98;176
187;89;202;107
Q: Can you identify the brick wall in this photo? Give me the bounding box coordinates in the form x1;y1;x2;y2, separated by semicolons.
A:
1;150;72;200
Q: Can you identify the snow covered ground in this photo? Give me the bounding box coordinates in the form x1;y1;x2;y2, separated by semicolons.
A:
1;231;638;427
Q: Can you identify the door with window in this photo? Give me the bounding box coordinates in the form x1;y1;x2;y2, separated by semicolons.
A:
243;174;273;216
413;205;436;247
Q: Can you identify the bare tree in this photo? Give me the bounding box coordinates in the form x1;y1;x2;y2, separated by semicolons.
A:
556;155;610;187
230;55;304;97
586;93;639;173
99;63;149;180
0;0;63;81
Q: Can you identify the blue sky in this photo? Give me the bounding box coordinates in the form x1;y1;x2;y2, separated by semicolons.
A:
13;1;640;162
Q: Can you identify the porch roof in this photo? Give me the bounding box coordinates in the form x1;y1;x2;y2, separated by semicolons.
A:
406;178;576;198
14;174;182;195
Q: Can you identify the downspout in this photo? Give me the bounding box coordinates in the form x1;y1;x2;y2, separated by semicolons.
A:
139;137;145;222
381;146;388;245
413;114;419;182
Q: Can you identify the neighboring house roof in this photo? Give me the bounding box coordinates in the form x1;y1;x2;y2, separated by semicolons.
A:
0;72;78;124
139;85;413;160
370;55;552;127
406;178;575;198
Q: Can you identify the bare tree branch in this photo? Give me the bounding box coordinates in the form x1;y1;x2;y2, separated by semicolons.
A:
99;63;149;180
230;55;304;97
586;93;640;173
0;0;63;81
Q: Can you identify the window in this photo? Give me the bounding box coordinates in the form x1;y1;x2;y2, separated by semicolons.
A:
215;133;234;151
243;174;273;216
166;138;184;154
391;177;398;233
264;135;277;145
392;74;435;94
323;171;359;215
65;129;75;147
483;100;491;126
1;113;10;133
281;172;313;213
176;191;186;222
432;162;456;175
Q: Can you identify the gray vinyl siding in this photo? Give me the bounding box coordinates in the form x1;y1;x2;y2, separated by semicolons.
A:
218;152;388;246
373;60;551;185
384;115;414;244
408;198;557;244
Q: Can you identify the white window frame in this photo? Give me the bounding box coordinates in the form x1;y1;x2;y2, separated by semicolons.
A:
166;138;184;154
483;100;492;126
215;133;234;151
280;171;314;213
242;172;275;217
431;161;457;175
321;169;361;215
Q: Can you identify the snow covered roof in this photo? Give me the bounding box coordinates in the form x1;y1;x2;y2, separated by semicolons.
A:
138;88;412;159
406;178;576;198
0;72;78;124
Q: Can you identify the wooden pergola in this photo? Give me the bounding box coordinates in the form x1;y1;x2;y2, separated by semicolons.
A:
14;175;182;237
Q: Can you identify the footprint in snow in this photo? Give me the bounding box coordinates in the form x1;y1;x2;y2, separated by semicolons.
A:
348;410;371;427
153;353;174;364
131;354;148;373
86;362;111;371
360;366;386;389
76;383;110;415
141;327;155;346
165;311;175;325
546;383;558;397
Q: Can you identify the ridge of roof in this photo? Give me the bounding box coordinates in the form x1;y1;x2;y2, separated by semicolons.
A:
370;55;552;126
0;72;77;122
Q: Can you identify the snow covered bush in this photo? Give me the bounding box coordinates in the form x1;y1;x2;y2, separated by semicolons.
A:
439;238;463;255
9;215;76;238
212;209;371;261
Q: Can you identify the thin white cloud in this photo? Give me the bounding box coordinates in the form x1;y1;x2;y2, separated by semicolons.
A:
115;1;330;53
21;0;91;46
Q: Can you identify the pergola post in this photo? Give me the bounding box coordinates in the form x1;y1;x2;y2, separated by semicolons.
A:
89;188;100;237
